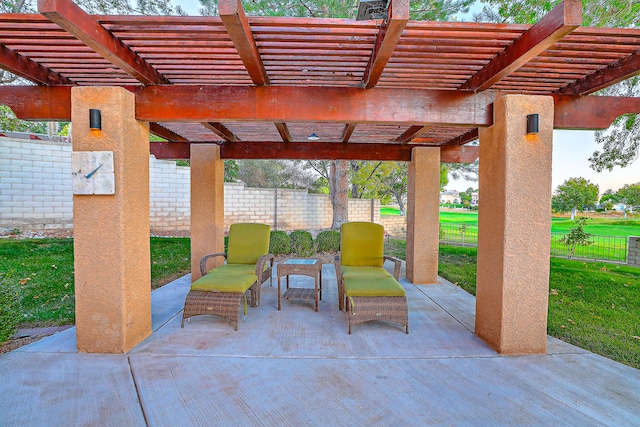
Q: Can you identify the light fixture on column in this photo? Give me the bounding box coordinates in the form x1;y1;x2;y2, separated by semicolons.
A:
89;109;102;131
308;132;320;141
526;114;539;135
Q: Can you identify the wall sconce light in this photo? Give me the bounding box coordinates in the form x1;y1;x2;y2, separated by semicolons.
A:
526;113;539;135
89;109;102;131
307;132;320;141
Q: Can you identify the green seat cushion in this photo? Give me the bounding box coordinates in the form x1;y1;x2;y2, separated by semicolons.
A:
341;222;384;268
207;264;256;275
344;275;405;297
226;223;271;265
190;271;257;293
341;266;393;279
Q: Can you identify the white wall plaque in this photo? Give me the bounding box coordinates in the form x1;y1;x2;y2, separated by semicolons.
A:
71;151;115;195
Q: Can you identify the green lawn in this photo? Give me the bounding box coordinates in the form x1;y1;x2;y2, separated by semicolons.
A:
382;207;640;238
0;237;190;328
434;244;640;370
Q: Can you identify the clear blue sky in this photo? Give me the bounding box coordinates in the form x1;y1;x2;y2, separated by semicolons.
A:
171;0;639;194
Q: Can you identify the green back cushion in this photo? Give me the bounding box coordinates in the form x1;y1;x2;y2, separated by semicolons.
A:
226;223;271;265
341;222;384;267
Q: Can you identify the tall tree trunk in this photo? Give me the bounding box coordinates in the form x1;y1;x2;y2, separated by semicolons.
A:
570;207;577;221
330;160;349;229
395;192;406;216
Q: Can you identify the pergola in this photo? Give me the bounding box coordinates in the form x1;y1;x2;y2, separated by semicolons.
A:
1;0;639;354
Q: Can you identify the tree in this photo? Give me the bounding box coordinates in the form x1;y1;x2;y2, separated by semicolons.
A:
552;177;599;220
618;182;640;212
478;1;640;172
559;216;592;259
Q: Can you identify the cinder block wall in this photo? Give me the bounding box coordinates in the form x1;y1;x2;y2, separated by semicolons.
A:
380;215;407;237
1;137;381;232
629;237;640;266
0;138;73;229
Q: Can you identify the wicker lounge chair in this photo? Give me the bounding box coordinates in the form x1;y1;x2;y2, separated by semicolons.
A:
181;223;274;330
335;222;408;334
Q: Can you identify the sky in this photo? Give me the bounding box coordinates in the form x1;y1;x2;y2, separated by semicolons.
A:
170;0;640;194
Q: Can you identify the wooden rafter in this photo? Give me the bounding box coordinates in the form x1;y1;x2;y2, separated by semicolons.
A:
219;0;269;86
274;122;291;142
340;124;357;142
441;128;479;147
0;43;73;86
460;0;582;92
149;122;188;142
557;49;640;96
150;141;414;161
362;0;409;89
37;0;169;85
202;122;239;141
394;125;431;143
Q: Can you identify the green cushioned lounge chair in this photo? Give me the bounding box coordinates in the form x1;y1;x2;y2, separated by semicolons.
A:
335;222;408;334
181;223;274;330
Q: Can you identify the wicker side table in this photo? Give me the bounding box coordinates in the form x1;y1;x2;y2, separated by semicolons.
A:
277;258;322;311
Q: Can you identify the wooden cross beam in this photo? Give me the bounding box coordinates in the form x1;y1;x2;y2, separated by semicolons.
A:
460;0;582;92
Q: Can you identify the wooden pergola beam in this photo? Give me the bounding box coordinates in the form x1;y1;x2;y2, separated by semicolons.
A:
219;0;269;86
149;122;188;142
274;122;291;142
460;0;582;92
394;125;431;143
136;85;497;126
202;122;239;141
340;124;357;142
441;145;479;163
557;49;640;96
0;86;71;120
553;94;640;130
362;0;409;89
3;85;640;132
0;44;73;86
37;0;169;85
150;141;415;161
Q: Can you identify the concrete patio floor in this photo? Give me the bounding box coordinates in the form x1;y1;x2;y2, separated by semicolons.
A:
1;262;639;426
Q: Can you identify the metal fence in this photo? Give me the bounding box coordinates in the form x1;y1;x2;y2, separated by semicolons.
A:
439;223;628;264
550;233;628;263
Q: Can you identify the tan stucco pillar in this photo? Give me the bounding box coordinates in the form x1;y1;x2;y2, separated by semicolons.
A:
72;86;151;353
406;147;440;284
476;95;553;355
190;144;224;282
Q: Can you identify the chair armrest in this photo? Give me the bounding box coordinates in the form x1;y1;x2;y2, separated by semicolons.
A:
333;255;342;279
199;252;227;276
383;255;402;280
255;253;275;276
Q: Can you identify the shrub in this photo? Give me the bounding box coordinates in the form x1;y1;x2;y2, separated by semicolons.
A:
315;230;340;252
0;274;22;343
289;230;314;257
269;230;290;255
560;216;592;259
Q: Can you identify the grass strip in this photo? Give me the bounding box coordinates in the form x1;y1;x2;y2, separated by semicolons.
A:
0;237;190;328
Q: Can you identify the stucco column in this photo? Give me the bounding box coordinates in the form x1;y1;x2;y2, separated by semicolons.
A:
72;86;151;353
190;144;224;281
406;147;440;284
476;95;553;355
